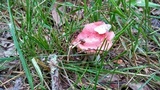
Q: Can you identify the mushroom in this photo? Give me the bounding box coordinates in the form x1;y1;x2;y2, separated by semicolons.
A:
71;21;115;54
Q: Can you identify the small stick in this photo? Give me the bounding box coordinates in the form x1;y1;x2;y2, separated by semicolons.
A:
48;54;62;90
60;60;75;90
0;72;24;86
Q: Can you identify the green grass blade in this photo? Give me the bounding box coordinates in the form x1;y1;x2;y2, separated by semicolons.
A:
7;0;34;89
130;0;160;8
138;73;156;90
114;19;135;40
0;57;18;62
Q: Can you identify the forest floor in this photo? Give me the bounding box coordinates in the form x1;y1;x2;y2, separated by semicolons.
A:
0;0;160;90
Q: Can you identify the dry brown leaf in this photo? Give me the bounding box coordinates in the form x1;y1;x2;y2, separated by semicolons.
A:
51;4;65;25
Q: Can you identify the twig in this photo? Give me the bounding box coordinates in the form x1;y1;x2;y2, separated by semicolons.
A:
0;72;24;86
60;60;75;90
48;54;62;90
44;79;51;90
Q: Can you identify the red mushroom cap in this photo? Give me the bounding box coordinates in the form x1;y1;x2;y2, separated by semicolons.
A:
72;21;115;53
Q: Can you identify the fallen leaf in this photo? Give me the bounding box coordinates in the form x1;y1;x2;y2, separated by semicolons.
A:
52;4;65;25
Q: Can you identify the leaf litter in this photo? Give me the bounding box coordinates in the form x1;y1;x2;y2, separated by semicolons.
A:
1;0;160;90
0;23;25;89
0;23;17;57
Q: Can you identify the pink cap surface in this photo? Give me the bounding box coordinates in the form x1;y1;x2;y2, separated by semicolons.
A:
72;21;115;53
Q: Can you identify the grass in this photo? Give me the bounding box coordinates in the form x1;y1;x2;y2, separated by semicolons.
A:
0;0;160;89
7;0;34;89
